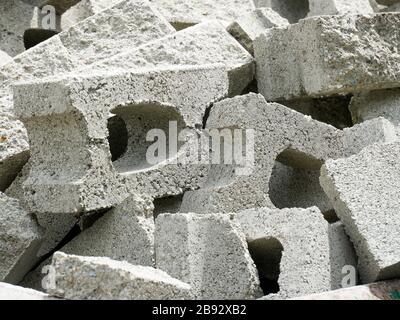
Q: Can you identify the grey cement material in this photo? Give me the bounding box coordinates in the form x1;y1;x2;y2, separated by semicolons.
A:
0;282;53;300
13;65;228;214
308;0;374;16
44;252;193;299
227;8;288;55
148;0;256;29
0;51;12;67
350;89;400;133
235;207;332;299
0;0;175;196
0;192;43;284
293;279;400;300
180;94;395;215
60;194;155;266
377;0;400;6
255;13;400;101
85;20;254;96
320;142;400;283
253;0;310;23
155;213;263;300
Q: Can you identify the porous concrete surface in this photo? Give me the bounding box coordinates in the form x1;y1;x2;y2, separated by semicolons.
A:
255;13;400;100
308;0;374;16
44;252;193;299
227;8;288;55
0;192;43;284
147;0;256;29
321;142;400;283
293;280;400;300
155;213;263;300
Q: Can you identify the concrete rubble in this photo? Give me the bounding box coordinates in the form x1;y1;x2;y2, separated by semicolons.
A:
0;0;399;301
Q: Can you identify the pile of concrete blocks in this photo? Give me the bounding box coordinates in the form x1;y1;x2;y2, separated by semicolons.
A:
0;0;400;301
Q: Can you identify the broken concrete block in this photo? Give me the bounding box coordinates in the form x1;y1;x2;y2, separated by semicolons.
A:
44;252;193;299
0;0;36;57
349;89;400;132
255;14;400;101
235;207;332;299
253;0;310;23
329;222;358;290
0;115;30;191
0;282;52;300
88;20;254;95
61;0;118;29
293;280;400;300
155;213;262;299
320;142;400;283
227;8;288;55
59;0;175;65
0;192;43;284
0;51;12;67
308;0;374;17
13;65;228;214
148;0;255;29
60;194;155;266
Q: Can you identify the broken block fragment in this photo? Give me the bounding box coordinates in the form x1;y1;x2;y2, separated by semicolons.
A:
89;20;254;95
227;8;288;55
60;194;155;266
0;192;43;284
155;213;262;299
44;252;192;299
255;14;400;100
308;0;373;16
235;207;333;299
13;65;228;214
320;142;400;283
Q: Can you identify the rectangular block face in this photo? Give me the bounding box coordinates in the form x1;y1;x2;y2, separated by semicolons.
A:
255;13;400;100
320;142;400;283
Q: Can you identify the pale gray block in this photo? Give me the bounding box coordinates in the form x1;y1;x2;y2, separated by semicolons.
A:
0;282;52;300
60;194;155;266
308;0;373;17
0;192;43;284
155;213;262;299
0;51;12;67
13;65;228;214
44;252;193;299
255;14;400;101
227;8;288;55
320;142;400;283
148;0;255;29
87;20;254;96
293;280;400;300
235;207;331;299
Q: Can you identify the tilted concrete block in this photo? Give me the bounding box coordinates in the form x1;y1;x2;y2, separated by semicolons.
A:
320;142;400;283
308;0;373;16
155;213;262;299
60;194;155;266
0;282;53;300
13;65;229;214
180;94;395;216
235;207;332;299
293;280;400;300
44;252;193;299
227;8;288;55
88;20;254;95
0;0;175;193
350;89;400;134
255;14;400;100
0;192;43;284
253;0;310;23
148;0;255;29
